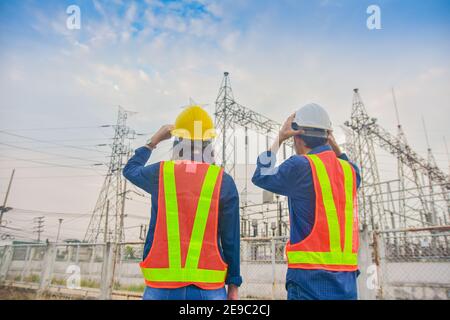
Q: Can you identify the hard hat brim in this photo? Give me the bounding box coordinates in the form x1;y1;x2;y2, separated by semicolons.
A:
295;123;332;131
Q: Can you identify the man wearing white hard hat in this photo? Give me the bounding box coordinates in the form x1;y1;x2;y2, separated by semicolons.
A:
252;103;361;300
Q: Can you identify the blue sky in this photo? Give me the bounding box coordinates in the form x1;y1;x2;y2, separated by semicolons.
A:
0;0;449;241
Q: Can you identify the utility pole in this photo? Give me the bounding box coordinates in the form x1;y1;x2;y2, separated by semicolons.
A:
104;200;110;243
118;179;127;243
56;218;63;242
0;169;15;226
33;216;45;242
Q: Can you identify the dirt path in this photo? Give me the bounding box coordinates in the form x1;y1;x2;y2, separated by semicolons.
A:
0;286;38;300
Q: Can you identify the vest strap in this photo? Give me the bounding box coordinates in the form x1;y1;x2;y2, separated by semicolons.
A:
287;251;357;266
163;161;182;269
287;154;357;268
308;154;341;253
340;159;355;254
142;267;227;283
185;165;221;269
142;161;227;284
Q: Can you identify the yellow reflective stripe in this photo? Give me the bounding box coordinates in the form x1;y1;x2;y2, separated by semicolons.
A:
185;165;221;269
147;162;225;284
163;161;181;269
141;267;227;283
308;155;341;253
287;251;357;266
339;159;354;254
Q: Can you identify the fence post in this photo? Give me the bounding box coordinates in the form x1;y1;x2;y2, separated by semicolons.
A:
20;246;32;282
357;225;377;300
271;238;276;300
38;243;56;295
0;246;14;284
100;242;111;299
373;231;385;299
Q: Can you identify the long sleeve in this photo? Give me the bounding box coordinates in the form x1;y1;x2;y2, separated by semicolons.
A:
122;146;160;195
252;151;310;198
218;173;243;287
252;150;361;196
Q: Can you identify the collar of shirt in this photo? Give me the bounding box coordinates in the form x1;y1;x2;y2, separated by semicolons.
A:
307;144;332;155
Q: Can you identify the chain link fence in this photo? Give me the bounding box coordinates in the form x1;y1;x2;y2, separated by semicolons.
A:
240;237;288;299
1;228;449;300
375;227;450;300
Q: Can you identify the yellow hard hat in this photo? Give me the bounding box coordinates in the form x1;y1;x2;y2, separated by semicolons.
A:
171;105;216;141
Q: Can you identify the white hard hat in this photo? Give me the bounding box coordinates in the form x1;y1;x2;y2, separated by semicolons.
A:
293;103;332;131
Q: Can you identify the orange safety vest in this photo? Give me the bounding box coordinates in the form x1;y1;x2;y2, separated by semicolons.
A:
140;160;228;289
286;150;359;271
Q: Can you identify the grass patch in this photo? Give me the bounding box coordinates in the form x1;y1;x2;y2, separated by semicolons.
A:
24;274;40;283
51;277;66;286
113;282;145;293
80;279;100;289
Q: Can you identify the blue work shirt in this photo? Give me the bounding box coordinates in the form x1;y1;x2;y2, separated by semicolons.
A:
123;146;243;287
252;145;361;300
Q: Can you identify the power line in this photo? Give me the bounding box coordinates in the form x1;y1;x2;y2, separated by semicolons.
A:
0;155;108;162
0;125;112;132
9;207;147;221
0;142;107;163
0;174;105;180
0;155;105;171
33;216;45;242
0;130;111;154
0;138;113;143
10;207;93;217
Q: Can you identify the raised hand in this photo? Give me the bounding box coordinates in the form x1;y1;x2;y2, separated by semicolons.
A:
278;114;304;144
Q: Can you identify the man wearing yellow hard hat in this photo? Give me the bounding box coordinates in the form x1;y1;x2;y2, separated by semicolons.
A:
123;106;241;300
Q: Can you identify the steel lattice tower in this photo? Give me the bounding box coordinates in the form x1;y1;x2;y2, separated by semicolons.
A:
214;72;293;237
344;89;385;229
214;72;237;176
214;72;293;174
345;89;450;231
84;107;135;243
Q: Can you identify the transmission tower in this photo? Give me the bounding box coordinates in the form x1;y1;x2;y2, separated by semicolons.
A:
33;216;45;242
345;89;450;231
214;72;293;237
214;72;293;175
84;107;136;243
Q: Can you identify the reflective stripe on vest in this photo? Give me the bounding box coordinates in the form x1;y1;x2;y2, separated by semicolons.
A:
286;154;357;266
141;161;227;283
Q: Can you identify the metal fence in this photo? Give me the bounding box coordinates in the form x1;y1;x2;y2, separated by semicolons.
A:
1;228;449;300
239;237;288;299
374;227;450;300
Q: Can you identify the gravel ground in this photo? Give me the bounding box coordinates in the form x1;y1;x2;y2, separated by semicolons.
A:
0;286;38;300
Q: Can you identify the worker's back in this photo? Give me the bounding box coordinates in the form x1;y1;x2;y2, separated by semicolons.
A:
123;106;241;300
253;145;361;299
140;160;228;290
